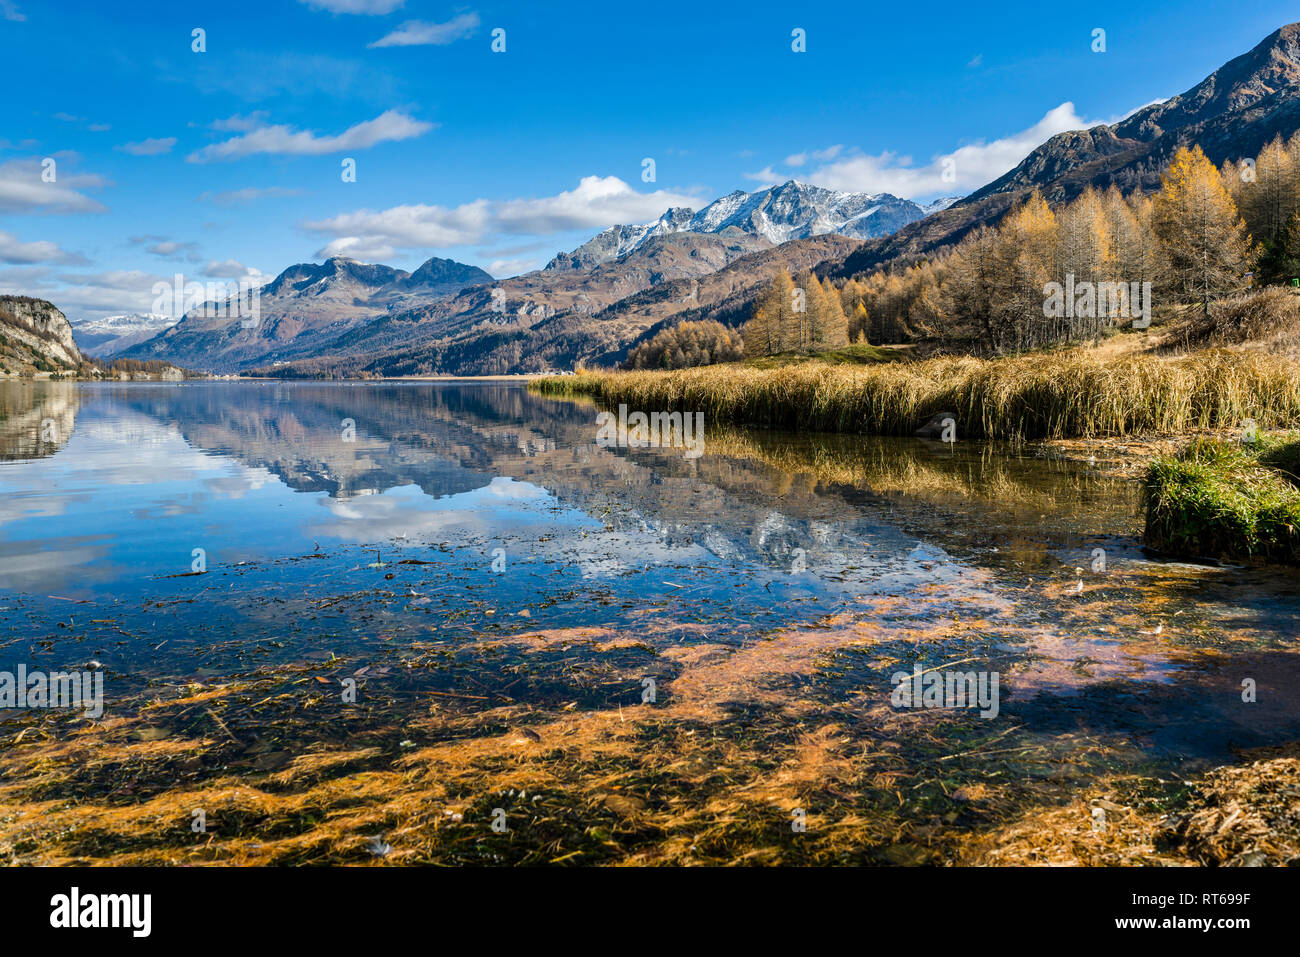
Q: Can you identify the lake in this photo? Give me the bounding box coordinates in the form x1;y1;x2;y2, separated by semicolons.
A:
1;379;1298;864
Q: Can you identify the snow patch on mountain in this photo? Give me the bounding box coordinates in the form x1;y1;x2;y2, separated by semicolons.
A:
922;196;963;214
72;314;178;357
547;180;931;271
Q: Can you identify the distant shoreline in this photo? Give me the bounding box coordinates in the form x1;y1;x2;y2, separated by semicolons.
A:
378;373;548;381
1;372;556;383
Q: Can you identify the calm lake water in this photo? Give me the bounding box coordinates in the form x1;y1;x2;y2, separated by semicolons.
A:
2;379;1298;864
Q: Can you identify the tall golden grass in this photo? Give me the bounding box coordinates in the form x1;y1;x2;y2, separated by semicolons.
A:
531;349;1300;440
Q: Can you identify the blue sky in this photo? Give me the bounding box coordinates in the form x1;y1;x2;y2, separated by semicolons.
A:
1;0;1296;320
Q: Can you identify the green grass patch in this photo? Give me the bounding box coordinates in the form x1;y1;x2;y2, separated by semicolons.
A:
1142;433;1300;564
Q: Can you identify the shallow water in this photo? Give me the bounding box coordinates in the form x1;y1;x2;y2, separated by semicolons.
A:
1;380;1297;864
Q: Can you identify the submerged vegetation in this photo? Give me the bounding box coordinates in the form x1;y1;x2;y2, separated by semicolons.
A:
3;555;1295;867
4;551;1296;866
1142;433;1300;564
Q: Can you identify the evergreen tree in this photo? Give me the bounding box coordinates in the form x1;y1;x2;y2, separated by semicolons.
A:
1276;210;1300;285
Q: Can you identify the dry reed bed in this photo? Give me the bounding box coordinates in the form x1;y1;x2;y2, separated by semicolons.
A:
533;350;1300;440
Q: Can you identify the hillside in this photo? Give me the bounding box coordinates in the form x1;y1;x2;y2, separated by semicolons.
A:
0;296;83;376
253;234;862;377
120;256;493;373
118;180;928;376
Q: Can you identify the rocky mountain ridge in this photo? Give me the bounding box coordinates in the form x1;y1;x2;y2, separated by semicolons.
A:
546;180;928;272
120;255;494;372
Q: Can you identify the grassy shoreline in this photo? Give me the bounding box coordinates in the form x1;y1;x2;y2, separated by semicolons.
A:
1143;433;1300;564
532;348;1300;442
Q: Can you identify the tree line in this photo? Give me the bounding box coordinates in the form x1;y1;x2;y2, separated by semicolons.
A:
742;142;1269;355
1225;130;1300;286
626;319;745;370
740;270;854;357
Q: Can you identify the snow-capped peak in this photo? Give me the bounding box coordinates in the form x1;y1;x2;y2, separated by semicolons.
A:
549;179;930;270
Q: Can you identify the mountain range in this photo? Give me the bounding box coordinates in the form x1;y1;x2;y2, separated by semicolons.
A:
119;181;910;374
94;23;1300;376
121;256;493;371
546;181;942;271
71;313;177;358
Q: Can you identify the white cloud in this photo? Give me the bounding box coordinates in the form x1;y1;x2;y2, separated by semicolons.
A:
187;110;433;162
5;269;169;320
742;166;782;187
305;175;702;257
150;242;192;258
298;0;404;13
117;137;177;156
369;13;480;48
487;257;540;278
785;103;1112;200
20;267;267;321
130;236;201;261
784;145;842;167
52;113;110;132
0;158;109;215
0;230;84;265
312;236;397;261
1;1;25;22
490;177;702;234
211;112;270;132
205;259;264;279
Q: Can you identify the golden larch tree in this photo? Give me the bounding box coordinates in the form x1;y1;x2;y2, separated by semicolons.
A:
1152;145;1255;315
